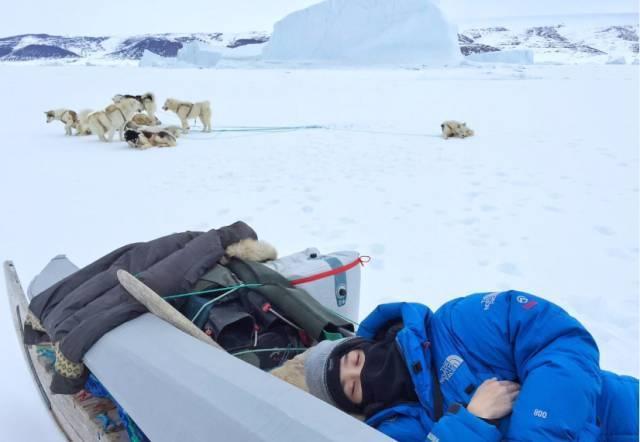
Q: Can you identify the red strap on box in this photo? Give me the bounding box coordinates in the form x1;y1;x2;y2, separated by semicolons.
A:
290;256;369;285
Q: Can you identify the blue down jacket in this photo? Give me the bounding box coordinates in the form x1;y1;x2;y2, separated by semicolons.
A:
357;291;639;441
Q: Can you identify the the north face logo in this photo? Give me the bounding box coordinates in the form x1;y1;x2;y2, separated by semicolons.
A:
481;292;499;310
440;355;464;383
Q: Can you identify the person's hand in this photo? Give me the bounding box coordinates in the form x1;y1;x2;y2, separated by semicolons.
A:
467;378;520;420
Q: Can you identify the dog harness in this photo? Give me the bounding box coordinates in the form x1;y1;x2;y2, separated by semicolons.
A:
177;103;195;119
95;116;108;134
61;110;78;123
108;106;127;123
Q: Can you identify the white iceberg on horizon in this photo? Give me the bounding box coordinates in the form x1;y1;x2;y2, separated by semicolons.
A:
262;0;461;66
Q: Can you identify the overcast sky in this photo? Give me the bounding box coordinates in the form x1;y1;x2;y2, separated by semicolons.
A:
1;0;638;36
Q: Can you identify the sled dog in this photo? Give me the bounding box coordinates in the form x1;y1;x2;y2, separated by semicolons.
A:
45;109;79;135
88;98;143;142
441;121;475;139
125;113;162;130
75;109;93;135
130;124;183;138
125;129;177;149
113;93;156;119
162;98;212;133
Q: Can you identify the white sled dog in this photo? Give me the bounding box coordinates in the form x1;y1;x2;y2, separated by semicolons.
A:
162;98;212;133
441;121;475;140
75;109;93;135
88;98;143;142
45;109;79;135
113;92;156;119
125;129;177;149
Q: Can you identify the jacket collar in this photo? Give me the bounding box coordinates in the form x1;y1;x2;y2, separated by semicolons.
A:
358;303;438;421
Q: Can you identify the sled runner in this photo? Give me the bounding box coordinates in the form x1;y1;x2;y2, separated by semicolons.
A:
5;257;391;442
5;259;128;441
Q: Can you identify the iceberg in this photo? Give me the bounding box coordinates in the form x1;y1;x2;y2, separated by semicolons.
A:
177;41;222;67
262;0;461;66
139;42;221;68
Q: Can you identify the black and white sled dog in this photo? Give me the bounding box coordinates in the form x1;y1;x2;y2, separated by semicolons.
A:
162;98;212;133
88;98;143;142
125;129;177;149
113;92;156;119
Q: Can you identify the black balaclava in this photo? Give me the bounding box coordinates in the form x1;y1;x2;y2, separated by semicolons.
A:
360;334;418;417
326;338;372;414
325;333;418;416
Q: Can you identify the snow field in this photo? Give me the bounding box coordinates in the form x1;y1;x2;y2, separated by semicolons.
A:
0;63;637;440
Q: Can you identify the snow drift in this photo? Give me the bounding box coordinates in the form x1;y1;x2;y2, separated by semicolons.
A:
606;56;627;65
139;42;221;68
262;0;461;65
467;49;535;64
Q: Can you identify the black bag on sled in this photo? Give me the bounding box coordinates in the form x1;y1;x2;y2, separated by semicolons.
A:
224;258;355;340
178;259;354;370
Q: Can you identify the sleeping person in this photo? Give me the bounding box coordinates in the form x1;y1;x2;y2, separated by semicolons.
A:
304;291;639;441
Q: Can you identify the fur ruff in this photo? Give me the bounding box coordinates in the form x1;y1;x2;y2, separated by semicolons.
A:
270;351;309;392
222;239;277;263
269;350;365;421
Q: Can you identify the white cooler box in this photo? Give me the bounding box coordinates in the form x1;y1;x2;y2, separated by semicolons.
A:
264;248;364;322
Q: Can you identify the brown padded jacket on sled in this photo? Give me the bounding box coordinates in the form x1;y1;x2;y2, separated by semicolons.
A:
24;221;257;394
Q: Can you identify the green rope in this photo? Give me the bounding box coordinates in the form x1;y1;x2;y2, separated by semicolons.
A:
190;285;243;323
231;347;308;357
207;125;325;133
163;283;263;301
331;126;438;138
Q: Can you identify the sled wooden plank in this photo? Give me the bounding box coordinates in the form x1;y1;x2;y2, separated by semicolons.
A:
117;269;223;350
4;261;127;442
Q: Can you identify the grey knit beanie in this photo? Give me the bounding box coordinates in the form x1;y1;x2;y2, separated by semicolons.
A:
304;337;356;406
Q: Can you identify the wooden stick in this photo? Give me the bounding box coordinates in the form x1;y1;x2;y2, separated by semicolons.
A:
116;270;223;350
